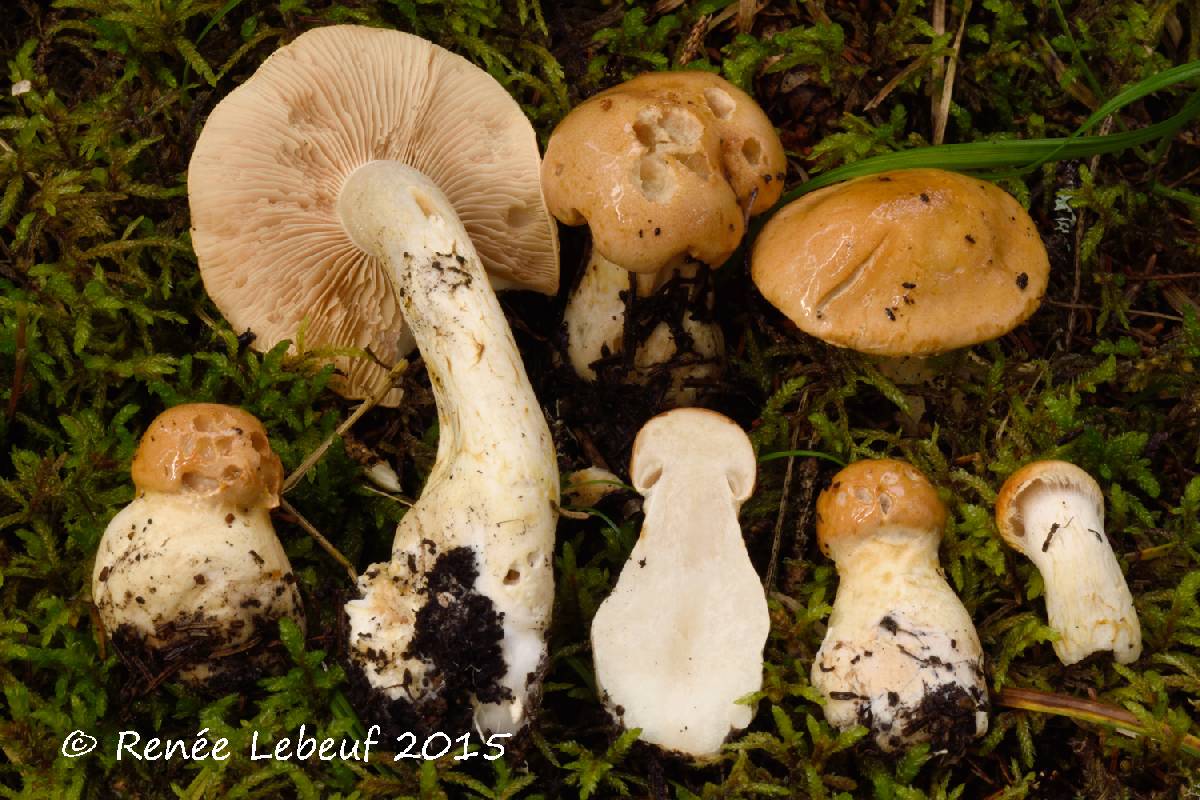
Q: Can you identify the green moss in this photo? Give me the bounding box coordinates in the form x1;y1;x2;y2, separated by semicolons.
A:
2;0;1200;797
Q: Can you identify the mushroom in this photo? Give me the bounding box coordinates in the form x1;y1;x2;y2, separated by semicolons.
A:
189;25;559;406
811;459;988;754
995;460;1141;665
590;408;768;757
542;71;785;401
92;404;303;686
751;169;1050;359
189;27;560;736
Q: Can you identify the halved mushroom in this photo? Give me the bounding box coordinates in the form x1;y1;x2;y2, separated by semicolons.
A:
543;71;785;402
812;459;988;754
591;408;768;757
189;25;559;405
190;27;560;737
995;460;1141;665
92;404;303;687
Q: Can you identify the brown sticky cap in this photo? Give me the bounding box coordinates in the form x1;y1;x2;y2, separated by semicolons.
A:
751;168;1050;355
131;404;283;509
189;25;560;405
816;459;946;555
994;460;1103;551
542;71;785;274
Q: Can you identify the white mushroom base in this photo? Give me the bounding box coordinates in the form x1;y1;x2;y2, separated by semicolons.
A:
812;543;987;754
92;492;303;685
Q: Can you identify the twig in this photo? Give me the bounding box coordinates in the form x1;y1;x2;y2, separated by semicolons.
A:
1046;298;1184;323
765;422;803;592
1066;115;1114;349
737;0;758;33
997;687;1200;758
282;360;407;494
932;0;971;145
865;57;929;111
279;497;357;584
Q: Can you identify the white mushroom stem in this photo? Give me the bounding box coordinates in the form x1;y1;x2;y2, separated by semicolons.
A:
813;531;988;753
1008;484;1141;665
591;408;767;757
564;250;723;403
340;161;558;736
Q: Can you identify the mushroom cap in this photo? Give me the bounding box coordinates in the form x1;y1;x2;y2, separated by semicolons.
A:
751;168;1050;356
542;71;785;274
816;458;946;556
131;404;283;509
629;407;757;502
189;25;560;404
994;459;1103;553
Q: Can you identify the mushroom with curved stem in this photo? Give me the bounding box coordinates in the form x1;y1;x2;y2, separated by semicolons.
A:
811;459;988;754
189;25;559;406
92;404;304;688
995;460;1141;665
189;27;560;737
543;71;785;403
591;408;768;757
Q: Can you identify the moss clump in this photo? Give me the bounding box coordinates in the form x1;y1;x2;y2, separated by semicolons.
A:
2;1;1199;797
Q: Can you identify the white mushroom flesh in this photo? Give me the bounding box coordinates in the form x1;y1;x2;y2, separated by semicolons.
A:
591;408;767;757
340;161;558;736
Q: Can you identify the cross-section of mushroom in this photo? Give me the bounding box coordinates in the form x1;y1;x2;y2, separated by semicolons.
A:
190;27;560;737
812;459;987;754
995;460;1141;665
92;404;303;687
591;408;768;757
542;72;785;403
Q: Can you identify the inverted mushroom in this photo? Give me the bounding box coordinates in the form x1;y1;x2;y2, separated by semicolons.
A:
92;404;303;686
542;71;785;400
752;168;1049;357
591;408;768;757
189;25;559;405
995;460;1141;665
190;27;560;736
812;459;988;754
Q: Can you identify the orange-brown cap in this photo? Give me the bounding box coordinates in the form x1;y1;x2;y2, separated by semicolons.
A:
815;459;946;555
542;71;785;274
751;168;1049;356
994;460;1103;552
131;404;282;509
189;25;559;405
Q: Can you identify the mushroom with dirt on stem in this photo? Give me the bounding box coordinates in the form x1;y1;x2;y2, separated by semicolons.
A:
811;458;988;754
590;408;769;757
189;26;560;737
92;404;304;687
995;459;1141;665
542;71;786;402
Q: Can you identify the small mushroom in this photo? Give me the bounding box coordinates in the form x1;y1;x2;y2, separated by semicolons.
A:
542;72;785;402
189;25;559;405
995;460;1142;665
751;169;1049;358
591;409;768;757
92;404;303;686
812;459;988;754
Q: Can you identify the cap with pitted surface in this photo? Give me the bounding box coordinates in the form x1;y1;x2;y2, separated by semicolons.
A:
994;459;1104;552
131;403;282;509
542;71;785;274
752;168;1050;356
189;25;559;404
815;458;947;556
